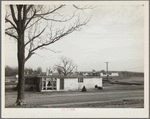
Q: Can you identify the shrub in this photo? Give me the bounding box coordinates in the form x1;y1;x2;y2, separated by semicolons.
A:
82;86;87;92
30;86;36;92
13;83;19;91
13;86;18;91
30;86;34;91
98;86;103;90
95;85;98;88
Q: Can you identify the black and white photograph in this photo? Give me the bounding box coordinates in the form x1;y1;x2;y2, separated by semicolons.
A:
2;1;149;118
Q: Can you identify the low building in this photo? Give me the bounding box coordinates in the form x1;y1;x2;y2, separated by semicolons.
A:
100;72;119;77
24;76;102;92
77;71;100;76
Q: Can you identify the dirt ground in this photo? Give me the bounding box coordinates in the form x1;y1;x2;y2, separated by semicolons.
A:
5;76;144;108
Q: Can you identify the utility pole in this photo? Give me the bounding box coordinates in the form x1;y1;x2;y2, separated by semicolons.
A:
76;66;78;72
105;62;109;81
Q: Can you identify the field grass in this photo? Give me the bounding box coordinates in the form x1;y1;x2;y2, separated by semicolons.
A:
6;99;144;108
110;77;144;84
119;77;144;83
48;99;144;108
5;76;17;82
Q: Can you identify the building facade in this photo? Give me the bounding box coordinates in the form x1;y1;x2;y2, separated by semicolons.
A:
37;76;102;92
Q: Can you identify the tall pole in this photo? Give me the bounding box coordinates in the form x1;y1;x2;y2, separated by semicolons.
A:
105;62;109;80
76;66;78;72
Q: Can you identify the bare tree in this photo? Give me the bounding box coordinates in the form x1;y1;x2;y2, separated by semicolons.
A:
5;66;18;76
55;57;76;76
37;67;42;74
24;67;34;76
5;4;92;105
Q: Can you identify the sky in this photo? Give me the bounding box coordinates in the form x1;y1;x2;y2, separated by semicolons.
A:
5;3;145;72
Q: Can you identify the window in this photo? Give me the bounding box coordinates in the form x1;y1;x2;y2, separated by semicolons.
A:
42;78;57;90
78;78;83;83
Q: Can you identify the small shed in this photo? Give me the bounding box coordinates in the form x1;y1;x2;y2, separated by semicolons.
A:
24;76;102;92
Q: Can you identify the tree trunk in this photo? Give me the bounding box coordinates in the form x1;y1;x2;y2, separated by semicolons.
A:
15;32;26;105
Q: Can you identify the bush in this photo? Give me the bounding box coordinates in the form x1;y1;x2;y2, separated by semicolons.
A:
5;66;18;76
13;83;19;91
82;86;87;92
95;85;98;88
30;86;34;91
13;86;18;91
98;86;103;90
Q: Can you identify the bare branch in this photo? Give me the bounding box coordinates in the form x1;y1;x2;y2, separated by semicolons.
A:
73;5;96;10
17;5;23;21
35;5;65;16
5;31;18;39
5;27;15;31
26;5;33;13
36;15;71;22
29;19;89;53
25;52;35;63
24;9;37;29
25;28;46;46
35;10;76;22
5;18;17;30
10;5;18;24
26;17;42;29
23;5;34;27
40;47;62;53
22;5;27;26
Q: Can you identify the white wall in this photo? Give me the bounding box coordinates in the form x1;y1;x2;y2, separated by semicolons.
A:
56;78;60;91
64;78;78;91
100;73;119;77
111;73;119;76
64;78;102;91
78;82;83;90
78;78;102;91
100;73;107;76
40;77;102;91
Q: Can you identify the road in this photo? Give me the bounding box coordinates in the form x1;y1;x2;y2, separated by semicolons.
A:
5;90;144;107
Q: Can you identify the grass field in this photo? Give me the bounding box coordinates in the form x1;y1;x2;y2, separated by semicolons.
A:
110;77;144;84
118;77;144;83
7;99;144;108
5;76;17;83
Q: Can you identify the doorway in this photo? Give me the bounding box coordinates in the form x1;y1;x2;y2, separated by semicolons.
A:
60;78;64;89
42;78;57;91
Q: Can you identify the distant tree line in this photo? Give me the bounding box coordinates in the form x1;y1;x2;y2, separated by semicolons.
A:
5;66;43;76
5;66;18;76
24;67;42;76
120;71;144;77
